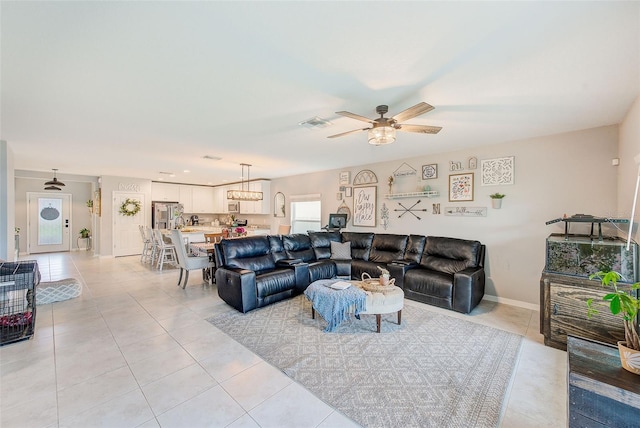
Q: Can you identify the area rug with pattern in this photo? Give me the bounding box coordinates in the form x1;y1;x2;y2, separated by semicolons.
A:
207;295;522;428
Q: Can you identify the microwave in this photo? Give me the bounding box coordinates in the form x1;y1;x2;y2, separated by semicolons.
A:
228;202;240;213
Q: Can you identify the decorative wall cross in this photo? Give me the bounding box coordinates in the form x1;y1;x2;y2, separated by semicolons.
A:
394;200;428;220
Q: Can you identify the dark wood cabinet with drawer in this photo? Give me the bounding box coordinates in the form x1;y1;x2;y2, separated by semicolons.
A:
540;272;632;350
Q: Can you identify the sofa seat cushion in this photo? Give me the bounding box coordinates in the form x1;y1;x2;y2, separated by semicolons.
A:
404;269;454;300
309;260;336;283
256;269;297;299
351;260;387;281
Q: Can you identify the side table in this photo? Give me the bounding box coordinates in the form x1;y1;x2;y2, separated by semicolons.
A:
567;335;640;427
77;236;91;251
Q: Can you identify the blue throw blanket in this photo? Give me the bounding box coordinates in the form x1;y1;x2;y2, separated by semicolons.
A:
304;279;367;332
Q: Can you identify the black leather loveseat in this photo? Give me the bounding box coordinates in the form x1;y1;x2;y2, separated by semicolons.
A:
215;232;485;314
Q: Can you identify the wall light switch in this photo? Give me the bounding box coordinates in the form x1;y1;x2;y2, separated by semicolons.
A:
612;158;620;166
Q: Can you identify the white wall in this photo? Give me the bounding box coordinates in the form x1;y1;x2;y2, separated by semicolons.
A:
618;94;640;244
0;141;16;260
14;171;98;253
270;125;620;306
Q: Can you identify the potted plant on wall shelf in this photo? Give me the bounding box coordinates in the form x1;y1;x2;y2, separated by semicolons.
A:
588;271;640;375
489;193;506;209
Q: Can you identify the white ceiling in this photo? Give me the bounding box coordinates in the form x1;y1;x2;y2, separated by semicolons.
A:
2;1;639;186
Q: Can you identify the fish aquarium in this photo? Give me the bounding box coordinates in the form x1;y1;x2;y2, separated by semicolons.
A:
544;234;638;282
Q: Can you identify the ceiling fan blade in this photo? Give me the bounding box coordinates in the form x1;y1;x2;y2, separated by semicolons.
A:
397;124;442;134
391;102;435;123
336;111;374;123
327;128;369;139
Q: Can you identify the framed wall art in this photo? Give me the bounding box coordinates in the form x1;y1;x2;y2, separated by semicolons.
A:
345;187;352;197
339;171;351;185
422;164;438;180
353;186;377;227
449;173;474;202
481;156;515;186
444;206;487;217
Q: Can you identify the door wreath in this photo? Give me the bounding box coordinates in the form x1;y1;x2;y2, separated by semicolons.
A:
119;198;141;216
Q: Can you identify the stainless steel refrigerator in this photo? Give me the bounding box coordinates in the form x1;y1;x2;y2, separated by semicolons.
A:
151;202;184;229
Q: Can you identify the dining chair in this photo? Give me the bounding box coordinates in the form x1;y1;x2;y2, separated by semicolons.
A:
139;225;153;263
204;233;223;244
170;229;215;288
152;229;177;270
277;224;291;235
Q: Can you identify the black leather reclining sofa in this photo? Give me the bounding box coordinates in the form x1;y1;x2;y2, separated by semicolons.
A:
215;232;485;315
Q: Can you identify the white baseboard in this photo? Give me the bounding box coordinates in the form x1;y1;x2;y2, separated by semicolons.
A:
483;294;539;311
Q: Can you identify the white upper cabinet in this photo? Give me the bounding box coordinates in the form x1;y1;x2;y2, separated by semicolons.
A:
178;185;193;212
239;180;271;214
212;187;225;213
192;186;215;213
151;182;180;201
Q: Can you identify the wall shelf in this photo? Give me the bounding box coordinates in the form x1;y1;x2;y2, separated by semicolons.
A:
384;191;439;199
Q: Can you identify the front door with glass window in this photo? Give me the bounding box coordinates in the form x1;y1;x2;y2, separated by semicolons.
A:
28;193;72;253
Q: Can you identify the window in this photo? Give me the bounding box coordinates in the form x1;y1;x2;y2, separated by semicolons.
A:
290;194;321;234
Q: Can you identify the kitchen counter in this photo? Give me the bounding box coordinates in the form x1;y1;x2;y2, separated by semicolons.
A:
178;225;272;237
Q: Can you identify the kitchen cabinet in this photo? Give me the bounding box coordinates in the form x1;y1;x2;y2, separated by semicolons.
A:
179;185;193;212
151;182;180;201
192;186;215;213
212;187;225;213
239;180;271;214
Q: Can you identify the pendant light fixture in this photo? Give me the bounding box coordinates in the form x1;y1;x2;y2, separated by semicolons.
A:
44;169;65;190
226;163;263;201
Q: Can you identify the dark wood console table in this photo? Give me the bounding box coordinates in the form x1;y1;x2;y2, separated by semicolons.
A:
567;336;640;427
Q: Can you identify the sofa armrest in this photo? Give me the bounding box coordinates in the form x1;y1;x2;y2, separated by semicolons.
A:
289;262;310;293
276;259;303;267
452;267;485;314
388;261;419;289
215;267;258;313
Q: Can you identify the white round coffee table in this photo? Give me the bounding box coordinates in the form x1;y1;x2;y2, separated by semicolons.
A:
356;284;404;333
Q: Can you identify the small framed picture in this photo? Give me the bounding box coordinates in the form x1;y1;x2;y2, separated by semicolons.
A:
345;187;352;197
449;173;474;202
422;164;437;180
339;171;351;185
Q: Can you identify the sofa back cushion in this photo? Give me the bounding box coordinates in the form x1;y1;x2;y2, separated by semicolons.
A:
282;234;316;262
268;235;286;263
341;232;374;260
220;236;275;274
420;236;482;274
368;234;408;263
308;231;342;260
404;235;426;263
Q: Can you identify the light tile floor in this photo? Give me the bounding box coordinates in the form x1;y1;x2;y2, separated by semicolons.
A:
1;252;567;427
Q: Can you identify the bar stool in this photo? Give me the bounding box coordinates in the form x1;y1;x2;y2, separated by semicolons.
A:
152;229;177;270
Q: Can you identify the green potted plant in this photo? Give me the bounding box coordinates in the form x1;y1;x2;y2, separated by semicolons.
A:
79;228;91;238
86;199;94;214
489;193;506;209
588;271;640;375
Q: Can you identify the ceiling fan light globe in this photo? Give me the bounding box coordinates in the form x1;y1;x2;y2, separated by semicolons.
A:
368;126;396;145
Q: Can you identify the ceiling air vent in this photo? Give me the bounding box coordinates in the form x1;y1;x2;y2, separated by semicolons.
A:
299;116;332;129
203;155;222;160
